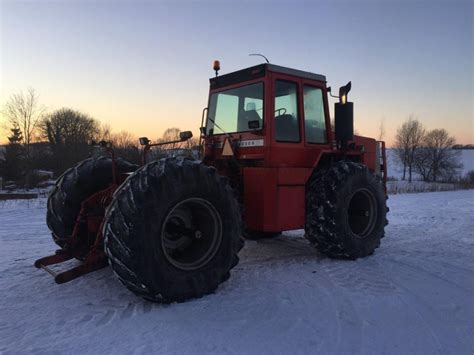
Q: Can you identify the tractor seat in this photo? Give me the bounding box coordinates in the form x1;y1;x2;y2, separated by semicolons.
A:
238;109;262;131
275;114;299;141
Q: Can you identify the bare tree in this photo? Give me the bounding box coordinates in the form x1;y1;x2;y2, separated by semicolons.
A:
148;128;198;160
99;123;112;142
378;117;386;141
159;127;186;151
412;147;432;182
2;88;46;186
110;131;140;164
414;129;462;182
110;131;136;148
161;128;181;147
42;108;99;145
40;108;100;174
185;137;199;150
394;116;425;182
394;122;409;180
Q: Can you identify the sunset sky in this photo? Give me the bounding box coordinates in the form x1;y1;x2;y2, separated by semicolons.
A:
1;0;472;146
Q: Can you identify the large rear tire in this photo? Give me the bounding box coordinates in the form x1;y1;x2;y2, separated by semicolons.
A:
305;161;388;259
46;157;137;248
103;158;243;303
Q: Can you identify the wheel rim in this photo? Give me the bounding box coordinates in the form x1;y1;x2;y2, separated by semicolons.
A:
347;188;377;238
161;198;222;271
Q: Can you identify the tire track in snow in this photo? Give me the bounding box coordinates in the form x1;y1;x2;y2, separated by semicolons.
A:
371;258;464;353
408;256;474;274
238;236;321;267
97;310;115;326
383;278;445;353
381;256;474;293
316;257;456;353
316;264;364;354
94;299;156;326
319;260;398;296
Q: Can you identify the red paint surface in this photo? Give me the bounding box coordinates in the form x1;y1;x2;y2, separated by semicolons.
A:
203;66;385;232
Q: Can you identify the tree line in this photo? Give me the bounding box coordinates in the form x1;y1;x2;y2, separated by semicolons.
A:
393;116;463;182
1;88;467;188
0;88;198;188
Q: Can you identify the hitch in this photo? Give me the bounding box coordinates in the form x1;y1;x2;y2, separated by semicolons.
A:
34;185;116;283
34;248;108;284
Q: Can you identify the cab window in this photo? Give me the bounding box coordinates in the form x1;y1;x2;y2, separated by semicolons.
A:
303;86;327;144
206;82;263;134
275;80;300;142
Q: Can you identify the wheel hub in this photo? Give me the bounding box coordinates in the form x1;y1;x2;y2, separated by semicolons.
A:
161;198;222;271
347;188;377;238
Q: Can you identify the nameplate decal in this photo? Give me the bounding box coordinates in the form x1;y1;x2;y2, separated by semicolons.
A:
237;139;264;147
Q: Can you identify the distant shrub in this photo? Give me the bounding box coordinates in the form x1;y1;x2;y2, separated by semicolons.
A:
466;170;474;183
458;170;474;189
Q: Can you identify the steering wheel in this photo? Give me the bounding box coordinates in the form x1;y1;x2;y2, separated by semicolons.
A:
274;108;287;116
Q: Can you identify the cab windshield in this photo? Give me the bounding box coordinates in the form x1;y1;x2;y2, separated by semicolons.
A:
206;82;263;135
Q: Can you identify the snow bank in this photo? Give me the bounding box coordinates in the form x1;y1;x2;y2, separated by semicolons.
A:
387;180;459;194
1;191;473;354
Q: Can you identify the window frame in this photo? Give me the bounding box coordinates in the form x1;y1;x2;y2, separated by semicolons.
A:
205;80;265;136
274;79;302;144
302;84;328;145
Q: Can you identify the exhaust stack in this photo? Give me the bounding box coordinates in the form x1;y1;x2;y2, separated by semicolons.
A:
335;81;353;149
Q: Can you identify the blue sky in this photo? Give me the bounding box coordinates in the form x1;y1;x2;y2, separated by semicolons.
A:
1;0;472;145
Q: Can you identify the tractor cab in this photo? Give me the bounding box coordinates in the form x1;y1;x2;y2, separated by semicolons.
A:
202;63;332;166
201;62;386;233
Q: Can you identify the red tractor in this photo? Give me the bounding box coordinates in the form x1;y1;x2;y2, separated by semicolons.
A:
35;62;388;303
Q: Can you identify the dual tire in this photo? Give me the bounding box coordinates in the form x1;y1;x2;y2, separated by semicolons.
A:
305;161;388;259
46;157;137;248
46;157;387;303
103;158;243;302
46;157;242;303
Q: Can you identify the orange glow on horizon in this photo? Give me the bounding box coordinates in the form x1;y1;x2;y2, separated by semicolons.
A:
1;108;472;148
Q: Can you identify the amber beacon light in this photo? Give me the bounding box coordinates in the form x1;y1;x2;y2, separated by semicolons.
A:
213;60;220;76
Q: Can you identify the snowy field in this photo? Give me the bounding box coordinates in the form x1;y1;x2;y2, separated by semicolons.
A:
386;149;474;180
1;191;473;354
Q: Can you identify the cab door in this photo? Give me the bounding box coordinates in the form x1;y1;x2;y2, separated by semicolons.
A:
267;72;307;231
300;79;333;167
268;72;306;167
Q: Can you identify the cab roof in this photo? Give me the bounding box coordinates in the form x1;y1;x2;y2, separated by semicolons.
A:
209;63;326;90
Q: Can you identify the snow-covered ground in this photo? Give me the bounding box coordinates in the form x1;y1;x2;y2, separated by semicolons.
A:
1;191;473;354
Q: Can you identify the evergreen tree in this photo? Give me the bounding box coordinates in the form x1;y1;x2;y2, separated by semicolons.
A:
0;127;24;182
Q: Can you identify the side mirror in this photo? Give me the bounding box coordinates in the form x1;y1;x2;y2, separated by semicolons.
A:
139;137;150;146
179;131;193;141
